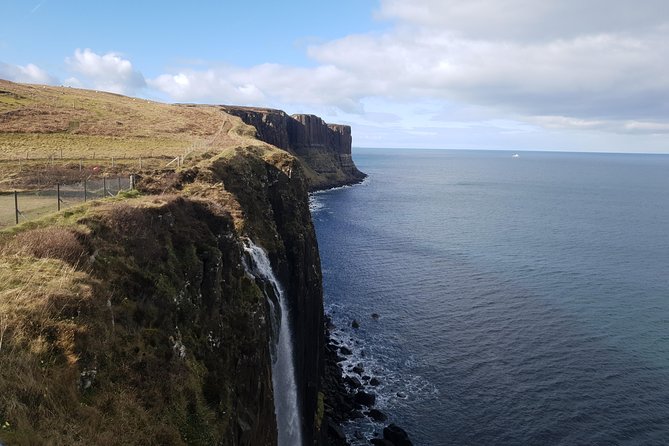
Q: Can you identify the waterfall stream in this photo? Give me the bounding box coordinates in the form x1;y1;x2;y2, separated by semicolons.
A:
243;240;304;446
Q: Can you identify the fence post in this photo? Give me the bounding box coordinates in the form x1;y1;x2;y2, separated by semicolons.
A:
103;177;107;197
79;158;83;172
84;179;87;202
139;157;142;170
112;157;115;168
57;184;61;211
117;177;121;193
14;191;18;225
130;174;135;190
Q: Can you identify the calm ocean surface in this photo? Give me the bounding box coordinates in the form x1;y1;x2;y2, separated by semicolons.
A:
310;149;669;445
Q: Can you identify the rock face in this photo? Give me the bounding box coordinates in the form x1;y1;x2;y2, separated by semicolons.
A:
200;146;324;445
0;144;325;445
220;106;366;190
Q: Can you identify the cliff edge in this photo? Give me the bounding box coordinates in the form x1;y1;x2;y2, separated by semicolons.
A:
0;81;357;445
220;106;366;191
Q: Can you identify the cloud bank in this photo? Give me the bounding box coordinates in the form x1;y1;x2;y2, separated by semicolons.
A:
145;0;669;137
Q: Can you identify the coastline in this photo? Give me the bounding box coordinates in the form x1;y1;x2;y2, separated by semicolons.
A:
311;180;413;446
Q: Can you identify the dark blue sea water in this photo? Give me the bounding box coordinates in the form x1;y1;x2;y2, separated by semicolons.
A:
310;149;669;446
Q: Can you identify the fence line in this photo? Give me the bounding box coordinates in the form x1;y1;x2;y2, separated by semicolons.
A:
0;175;135;229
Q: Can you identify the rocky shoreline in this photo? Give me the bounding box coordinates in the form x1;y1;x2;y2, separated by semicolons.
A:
321;316;413;446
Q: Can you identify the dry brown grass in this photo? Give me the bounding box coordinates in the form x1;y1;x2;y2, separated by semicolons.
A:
0;254;94;441
2;227;88;266
0;79;258;167
0;208;201;445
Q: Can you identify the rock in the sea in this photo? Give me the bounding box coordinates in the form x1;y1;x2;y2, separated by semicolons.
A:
370;439;394;446
340;345;353;355
352;319;360;329
369;377;381;386
352;364;365;375
344;375;363;389
383;424;413;446
396;392;407;399
327;419;347;442
371;313;380;320
354;390;376;407
354;430;366;440
367;409;388;422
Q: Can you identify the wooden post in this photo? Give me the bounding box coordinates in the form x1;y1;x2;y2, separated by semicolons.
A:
139;157;142;170
117;177;121;193
14;191;18;225
103;177;107;197
57;184;61;211
84;180;87;202
112;157;115;168
130;174;135;190
79;158;83;172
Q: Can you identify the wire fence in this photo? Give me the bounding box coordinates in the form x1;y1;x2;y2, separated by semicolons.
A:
0;176;134;229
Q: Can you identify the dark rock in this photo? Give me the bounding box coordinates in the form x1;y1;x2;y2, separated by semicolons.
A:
367;409;388;422
362;375;371;381
354;430;366;440
383;424;413;446
352;364;365;375
369;377;381;386
344;375;363;389
351;319;360;329
351;410;365;419
370;439;394;446
340;346;353;355
371;313;380;320
327;419;346;442
396;392;407;399
354;391;376;407
220;106;367;190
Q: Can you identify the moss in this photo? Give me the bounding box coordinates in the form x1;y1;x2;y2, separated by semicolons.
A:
315;391;325;430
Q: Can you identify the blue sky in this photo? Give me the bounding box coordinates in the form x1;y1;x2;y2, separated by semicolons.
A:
2;0;669;152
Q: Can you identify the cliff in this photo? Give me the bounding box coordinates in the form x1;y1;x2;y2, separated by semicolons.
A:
0;80;359;445
220;106;366;190
0;144;325;445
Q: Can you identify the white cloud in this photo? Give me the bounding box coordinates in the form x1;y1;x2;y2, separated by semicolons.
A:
377;0;669;41
0;61;57;85
4;0;665;151
149;63;366;113
145;1;669;143
65;48;145;95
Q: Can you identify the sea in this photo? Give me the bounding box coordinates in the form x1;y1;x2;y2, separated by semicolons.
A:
309;148;669;446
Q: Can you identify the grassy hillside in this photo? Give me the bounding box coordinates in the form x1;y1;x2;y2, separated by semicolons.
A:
0;79;330;445
0;80;260;191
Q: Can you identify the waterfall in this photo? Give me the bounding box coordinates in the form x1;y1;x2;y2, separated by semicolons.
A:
243;240;304;446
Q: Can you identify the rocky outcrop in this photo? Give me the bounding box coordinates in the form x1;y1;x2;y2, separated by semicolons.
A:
220;106;366;190
194;145;324;444
0;144;324;445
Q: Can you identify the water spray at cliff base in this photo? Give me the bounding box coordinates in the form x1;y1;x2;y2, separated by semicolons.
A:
243;240;304;446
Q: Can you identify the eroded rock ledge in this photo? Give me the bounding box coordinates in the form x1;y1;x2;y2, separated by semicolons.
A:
220;106;366;191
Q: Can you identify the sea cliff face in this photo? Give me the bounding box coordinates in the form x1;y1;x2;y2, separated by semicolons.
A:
0;143;328;445
0;80;363;446
220;106;366;190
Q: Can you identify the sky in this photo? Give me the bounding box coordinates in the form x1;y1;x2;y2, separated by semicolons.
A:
1;0;669;152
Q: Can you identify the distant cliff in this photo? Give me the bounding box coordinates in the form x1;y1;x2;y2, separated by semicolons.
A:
220;106;366;190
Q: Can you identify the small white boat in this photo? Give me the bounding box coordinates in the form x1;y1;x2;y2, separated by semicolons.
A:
512;153;520;158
